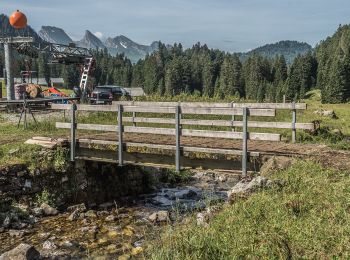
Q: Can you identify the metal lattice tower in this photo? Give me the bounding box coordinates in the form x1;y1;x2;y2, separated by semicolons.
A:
0;37;34;100
0;37;94;100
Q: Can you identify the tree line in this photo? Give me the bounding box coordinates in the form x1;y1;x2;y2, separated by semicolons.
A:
1;24;350;103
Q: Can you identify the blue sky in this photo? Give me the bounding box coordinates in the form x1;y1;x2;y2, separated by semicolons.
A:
1;0;350;52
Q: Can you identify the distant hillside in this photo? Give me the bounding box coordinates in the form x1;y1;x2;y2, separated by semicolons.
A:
239;40;313;64
38;26;73;45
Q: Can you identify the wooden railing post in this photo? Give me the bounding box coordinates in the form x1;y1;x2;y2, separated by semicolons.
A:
132;101;136;127
118;104;124;166
231;101;236;132
242;107;248;177
70;103;77;162
175;105;181;172
292;102;296;143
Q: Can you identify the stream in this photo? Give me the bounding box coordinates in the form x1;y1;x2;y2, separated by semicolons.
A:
0;165;240;259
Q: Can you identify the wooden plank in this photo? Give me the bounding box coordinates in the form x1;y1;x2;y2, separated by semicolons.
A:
123;106;176;114
180;107;275;116
56;122;280;141
182;146;260;157
181;129;281;141
56;122;118;132
122;117;315;130
24;139;57;149
52;104;117;112
75;139;260;157
76;148;260;171
230;103;307;110
52;103;275;116
113;101;307;110
124;126;175;135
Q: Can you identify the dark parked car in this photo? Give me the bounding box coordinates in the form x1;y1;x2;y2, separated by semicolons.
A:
89;85;131;104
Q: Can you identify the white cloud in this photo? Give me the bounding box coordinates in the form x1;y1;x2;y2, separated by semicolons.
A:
93;32;103;39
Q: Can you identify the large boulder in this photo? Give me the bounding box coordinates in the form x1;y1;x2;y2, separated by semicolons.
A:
227;176;270;202
40;203;58;216
260;156;295;177
313;109;338;119
0;243;40;260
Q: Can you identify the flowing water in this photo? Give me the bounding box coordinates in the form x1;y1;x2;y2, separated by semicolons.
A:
0;168;240;259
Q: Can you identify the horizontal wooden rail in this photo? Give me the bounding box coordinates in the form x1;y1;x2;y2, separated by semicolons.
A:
75;139;261;157
121;117;315;130
51;104;275;116
112;101;307;110
56;122;281;141
181;129;280;141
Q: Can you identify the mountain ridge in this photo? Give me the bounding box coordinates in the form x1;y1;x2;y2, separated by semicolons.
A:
38;26;73;45
0;14;313;64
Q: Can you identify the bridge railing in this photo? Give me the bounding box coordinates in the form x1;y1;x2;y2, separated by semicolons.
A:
51;102;311;176
112;101;312;143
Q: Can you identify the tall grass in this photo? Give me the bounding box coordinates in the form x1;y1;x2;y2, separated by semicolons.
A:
150;161;350;259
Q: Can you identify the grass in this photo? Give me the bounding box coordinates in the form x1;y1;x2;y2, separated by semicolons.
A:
150;160;350;259
0;89;349;167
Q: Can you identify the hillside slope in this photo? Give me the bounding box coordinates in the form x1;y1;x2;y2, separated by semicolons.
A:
239;40;313;63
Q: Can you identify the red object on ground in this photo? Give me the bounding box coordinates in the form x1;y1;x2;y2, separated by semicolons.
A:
9;10;27;29
47;87;68;97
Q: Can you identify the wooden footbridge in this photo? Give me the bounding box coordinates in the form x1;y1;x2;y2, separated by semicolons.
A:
50;101;315;176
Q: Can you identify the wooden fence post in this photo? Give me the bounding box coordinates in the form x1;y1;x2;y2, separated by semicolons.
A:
231;101;236;132
292;102;296;143
132;101;136;127
70;103;77;162
175;105;181;172
23;93;27;129
118;104;124;166
242;107;248;177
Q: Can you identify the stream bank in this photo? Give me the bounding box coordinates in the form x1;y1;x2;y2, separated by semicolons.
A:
0;155;242;259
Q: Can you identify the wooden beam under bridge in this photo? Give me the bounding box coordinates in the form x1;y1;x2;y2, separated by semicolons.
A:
75;147;261;172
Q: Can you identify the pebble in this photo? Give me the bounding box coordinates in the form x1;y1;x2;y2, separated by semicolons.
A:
85;210;97;218
42;240;57;250
67;209;80;221
106;244;118;253
148;210;169;222
131;246;143;256
2;216;11;228
8;229;26;238
67;203;86;213
105;215;116;221
118;254;131;260
122;226;135;236
31;207;44;217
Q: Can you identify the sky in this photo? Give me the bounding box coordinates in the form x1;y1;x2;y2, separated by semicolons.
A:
1;0;350;52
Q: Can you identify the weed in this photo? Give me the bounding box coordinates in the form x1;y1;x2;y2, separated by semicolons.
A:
36;189;55;206
163;168;193;184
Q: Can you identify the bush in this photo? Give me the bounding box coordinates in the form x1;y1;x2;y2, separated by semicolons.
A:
36;189;55;206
